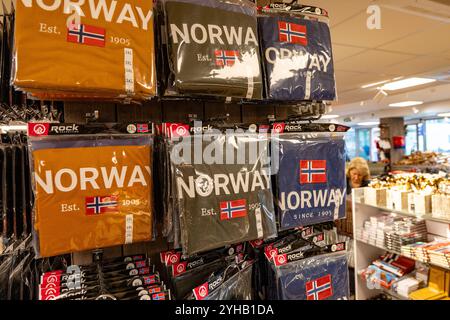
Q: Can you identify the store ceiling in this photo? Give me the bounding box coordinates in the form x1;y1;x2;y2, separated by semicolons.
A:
2;1;450;122
305;0;450;120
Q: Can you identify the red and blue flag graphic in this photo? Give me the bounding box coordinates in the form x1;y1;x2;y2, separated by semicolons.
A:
85;195;118;215
300;160;327;184
137;123;149;133
278;21;307;45
215;50;239;67
306;274;333;300
67;24;106;48
152;293;166;300
220;199;247;220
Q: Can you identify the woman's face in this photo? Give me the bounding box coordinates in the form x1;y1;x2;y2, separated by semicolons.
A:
349;168;363;186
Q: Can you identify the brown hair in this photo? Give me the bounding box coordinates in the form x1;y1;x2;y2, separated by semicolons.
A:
346;157;371;181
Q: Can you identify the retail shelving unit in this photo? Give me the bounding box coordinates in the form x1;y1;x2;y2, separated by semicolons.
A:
352;188;450;300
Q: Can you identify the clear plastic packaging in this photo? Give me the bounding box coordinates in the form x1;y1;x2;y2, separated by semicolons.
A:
271;127;348;230
28;123;154;257
257;4;336;101
167;125;277;255
13;1;157;101
172;258;228;299
203;262;253;300
274;251;349;300
162;0;263;99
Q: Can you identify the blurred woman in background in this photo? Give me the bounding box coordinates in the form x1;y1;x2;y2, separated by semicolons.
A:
346;157;371;195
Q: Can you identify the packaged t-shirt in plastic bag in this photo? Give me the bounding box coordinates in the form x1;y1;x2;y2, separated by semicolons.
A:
166;123;277;255
273;251;349;300
28;123;154;257
162;0;263;99
271;123;349;230
257;3;336;101
191;262;254;300
13;0;156;101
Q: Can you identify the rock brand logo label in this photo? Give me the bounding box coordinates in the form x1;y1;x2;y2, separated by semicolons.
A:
29;123;50;136
193;283;209;300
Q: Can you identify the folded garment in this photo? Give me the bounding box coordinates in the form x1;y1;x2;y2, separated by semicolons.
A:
13;0;156;101
29;132;154;257
273;133;346;230
163;0;263;99
170;131;277;255
258;11;336;101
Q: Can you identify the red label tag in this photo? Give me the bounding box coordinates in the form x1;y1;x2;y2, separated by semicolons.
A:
272;123;285;133
274;254;288;266
160;251;173;264
28;123;50;136
39;285;61;300
193;282;209;300
172;261;187;277
331;242;346;252
169;123;190;138
264;245;278;260
165;252;181;266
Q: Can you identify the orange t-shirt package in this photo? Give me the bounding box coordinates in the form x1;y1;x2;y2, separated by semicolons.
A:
28;123;154;257
13;0;157;101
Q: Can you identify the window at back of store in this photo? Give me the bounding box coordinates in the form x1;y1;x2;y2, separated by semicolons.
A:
405;124;418;155
425;118;450;153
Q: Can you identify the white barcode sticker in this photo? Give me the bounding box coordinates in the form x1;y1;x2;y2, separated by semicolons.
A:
245;66;254;99
124;48;135;94
125;214;134;244
255;208;263;239
305;71;312;100
334;200;340;220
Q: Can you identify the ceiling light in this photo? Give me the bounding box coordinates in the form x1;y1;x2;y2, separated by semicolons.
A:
412;107;419;114
361;80;390;89
357;121;379;126
322;114;339;119
438;112;450;117
381;77;436;91
389;101;423;107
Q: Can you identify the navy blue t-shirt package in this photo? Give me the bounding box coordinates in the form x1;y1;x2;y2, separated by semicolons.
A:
257;6;336;101
270;124;349;231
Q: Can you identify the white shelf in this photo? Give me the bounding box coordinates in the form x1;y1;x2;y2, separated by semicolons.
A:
351;188;450;300
354;200;450;225
355;238;450;271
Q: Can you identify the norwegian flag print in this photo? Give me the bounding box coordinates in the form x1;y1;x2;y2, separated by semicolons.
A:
85;195;118;215
215;50;239;67
137;123;149;133
278;21;307;45
152;293;166;300
299;160;327;184
220;199;247;220
305;274;333;300
67;23;106;48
